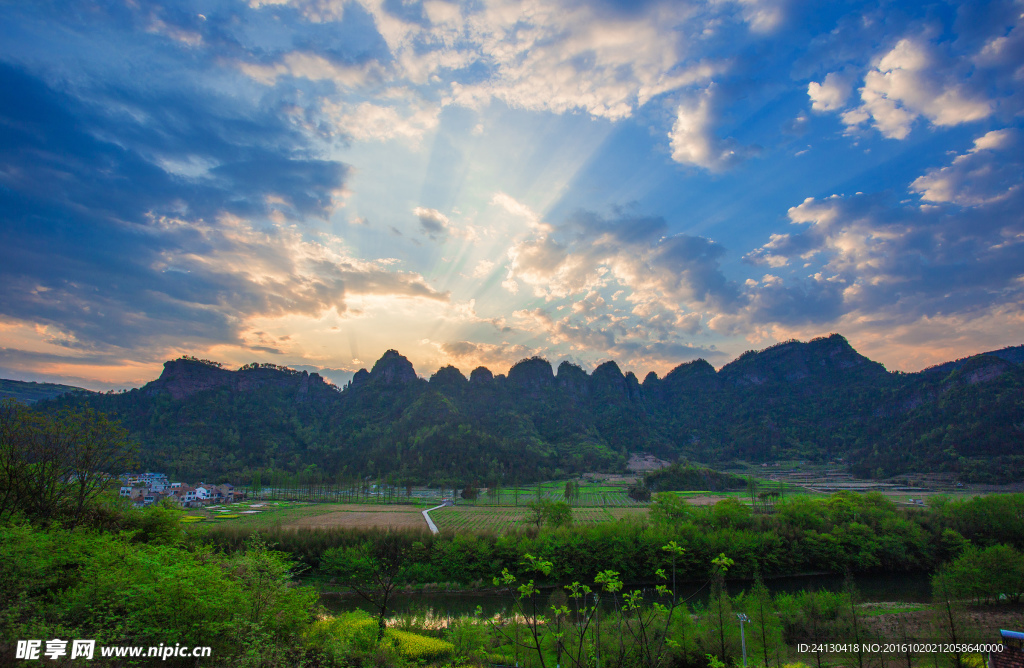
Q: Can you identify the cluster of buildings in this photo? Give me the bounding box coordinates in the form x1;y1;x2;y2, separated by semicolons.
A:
119;472;244;508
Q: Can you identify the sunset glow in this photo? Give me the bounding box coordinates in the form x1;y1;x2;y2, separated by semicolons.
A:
2;0;1022;389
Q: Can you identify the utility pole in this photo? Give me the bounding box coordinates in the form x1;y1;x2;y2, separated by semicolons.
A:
736;613;750;668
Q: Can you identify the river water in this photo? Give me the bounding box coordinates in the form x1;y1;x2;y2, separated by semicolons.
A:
320;571;933;618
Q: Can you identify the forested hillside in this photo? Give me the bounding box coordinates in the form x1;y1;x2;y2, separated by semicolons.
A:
38;334;1024;484
0;378;89;404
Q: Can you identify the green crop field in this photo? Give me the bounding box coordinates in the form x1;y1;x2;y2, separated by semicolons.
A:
429;505;648;533
182;501;320;528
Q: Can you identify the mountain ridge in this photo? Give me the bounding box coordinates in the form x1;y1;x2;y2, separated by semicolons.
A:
32;334;1024;485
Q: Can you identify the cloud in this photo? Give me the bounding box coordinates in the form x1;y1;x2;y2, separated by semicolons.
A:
513;307;617;351
250;0;349;23
412;207;477;242
820;15;1024;140
910;129;1022;206
471;260;495;279
741;159;1024;328
321;99;440;144
238;51;375;88
0;63;446;359
406;0;726;121
669;86;759;171
242;0;747;128
508;305;721;373
726;0;787;34
808;71;852;112
505;206;741;312
433;339;535;373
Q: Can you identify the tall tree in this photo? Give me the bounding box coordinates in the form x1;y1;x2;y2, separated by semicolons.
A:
321;531;410;640
0;400;135;526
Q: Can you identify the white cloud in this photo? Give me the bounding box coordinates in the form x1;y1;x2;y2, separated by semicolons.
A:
669;86;759;170
490;192;551;232
148;212;449;324
238;51;374;87
471;260;495;279
808;71;852;112
513;307;616;351
430;1;723;121
503;209;740;317
839;39;995;139
741;170;1024;330
910;129;1022;206
322;99;440;144
277;0;740;124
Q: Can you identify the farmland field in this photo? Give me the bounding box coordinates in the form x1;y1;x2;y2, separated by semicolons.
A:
184;501;426;529
288;506;427;530
429;505;649;533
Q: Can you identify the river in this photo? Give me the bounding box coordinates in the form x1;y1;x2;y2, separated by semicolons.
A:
320;571;933;618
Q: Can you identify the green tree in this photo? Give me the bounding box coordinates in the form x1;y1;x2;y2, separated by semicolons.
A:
701;554;736;663
321;531;410;640
841;574;865;668
0;400;135;526
745;571;782;668
649;492;691;526
527;499;573;529
564;479;577;505
491;554;554;668
932;572;970;668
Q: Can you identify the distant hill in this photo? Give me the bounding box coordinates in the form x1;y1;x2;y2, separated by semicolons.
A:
921;344;1024;375
0;378;89;404
38;335;1024;485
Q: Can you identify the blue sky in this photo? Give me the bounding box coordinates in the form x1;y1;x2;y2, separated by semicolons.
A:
1;0;1022;389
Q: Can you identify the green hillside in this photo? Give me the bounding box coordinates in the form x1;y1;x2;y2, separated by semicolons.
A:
0;378;88;404
37;335;1024;485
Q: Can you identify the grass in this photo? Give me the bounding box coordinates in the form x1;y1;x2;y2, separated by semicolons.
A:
857;602;929;617
307;612;455;662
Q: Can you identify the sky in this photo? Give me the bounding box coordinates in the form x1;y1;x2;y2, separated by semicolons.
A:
1;0;1023;390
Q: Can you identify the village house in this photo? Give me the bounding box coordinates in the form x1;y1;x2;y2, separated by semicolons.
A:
121;474;245;507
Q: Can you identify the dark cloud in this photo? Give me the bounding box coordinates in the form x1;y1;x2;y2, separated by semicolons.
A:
741;143;1024;327
441;341;481;357
746;276;847;325
0;62;443;355
414;207;451;240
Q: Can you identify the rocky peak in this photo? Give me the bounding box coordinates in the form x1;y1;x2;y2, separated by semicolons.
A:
508;357;554;390
556;361;589;396
948;355;1011;386
369;350;418;385
624;371;643;401
590;360;627;397
469;366;494;383
430;365;468;387
718;334;886;387
662;359;716;386
349;368;370;389
145;358;233;400
144;358;327;400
